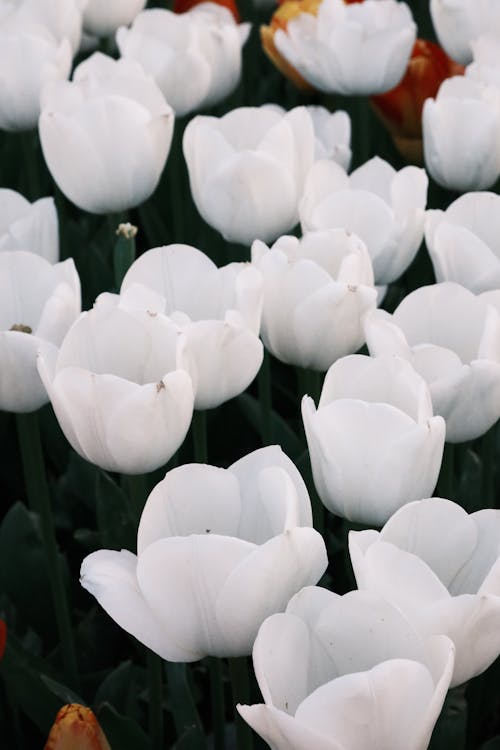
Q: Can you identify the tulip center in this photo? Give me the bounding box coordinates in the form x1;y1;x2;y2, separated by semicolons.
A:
10;323;32;334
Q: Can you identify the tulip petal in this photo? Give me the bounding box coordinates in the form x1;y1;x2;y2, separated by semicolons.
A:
238;703;338;750
137;534;255;658
217;528;327;655
80;549;197;661
295;660;438;750
379;498;478;590
137;464;241;554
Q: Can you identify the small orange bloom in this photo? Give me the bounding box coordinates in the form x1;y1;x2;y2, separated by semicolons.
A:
44;705;111;750
0;620;6;660
371;39;464;162
173;0;240;23
261;0;321;91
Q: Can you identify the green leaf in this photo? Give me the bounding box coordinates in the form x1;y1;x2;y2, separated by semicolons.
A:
96;471;136;551
97;702;149;750
0;503;53;638
0;631;63;734
165;663;204;742
236;393;303;461
39;674;85;706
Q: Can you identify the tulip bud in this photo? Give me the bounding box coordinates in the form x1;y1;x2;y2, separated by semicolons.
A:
371;39;464;163
44;704;111;750
0;619;6;660
260;0;320;92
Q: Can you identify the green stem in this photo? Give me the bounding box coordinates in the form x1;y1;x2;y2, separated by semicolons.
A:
228;657;253;750
165;662;206;747
192;410;208;464
208;657;226;749
127;473;148;526
481;425;497;508
437;442;455;501
15;412;79;689
148;651;164;750
21;131;40;200
258;351;273;446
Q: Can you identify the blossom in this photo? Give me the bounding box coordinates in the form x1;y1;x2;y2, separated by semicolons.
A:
430;0;500;65
0;0;85;53
302;354;445;525
364;282;500;442
37;295;194;474
120;244;263;409
422;76;500;192
371;39;464;163
116;6;250;118
39;53;174;214
300;156;427;285
252;229;376;371
261;0;322;92
82;0;147;38
0;15;71;131
426;192;500;293
80;446;328;660
238;586;455;750
350;497;500;686
183;105;315;245
265;0;416;96
0;190;58;263
44;704;111;750
0;251;80;413
269;104;351;169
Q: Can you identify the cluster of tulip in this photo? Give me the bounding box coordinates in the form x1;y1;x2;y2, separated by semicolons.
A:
1;1;500;749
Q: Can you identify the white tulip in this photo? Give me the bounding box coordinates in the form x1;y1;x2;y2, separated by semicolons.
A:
183;105;315;245
121;244;263;410
426;192;500;293
430;0;500;65
0;251;80;413
39;53;174;214
302;354;445;525
0;16;71;131
37;298;194;474
273;0;416;95
300;157;427;285
0;0;86;53
350;497;500;686
252;230;377;371
0;189;58;263
364;282;500;442
117;6;250;118
239;586;455;750
422;76;500;192
80;446;327;660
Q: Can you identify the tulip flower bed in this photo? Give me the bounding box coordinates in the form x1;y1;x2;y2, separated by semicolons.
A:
2;0;500;749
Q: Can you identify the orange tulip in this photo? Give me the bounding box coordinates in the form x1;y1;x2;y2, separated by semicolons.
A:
371;39;464;163
44;705;111;750
173;0;240;22
0;619;6;660
261;0;321;91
